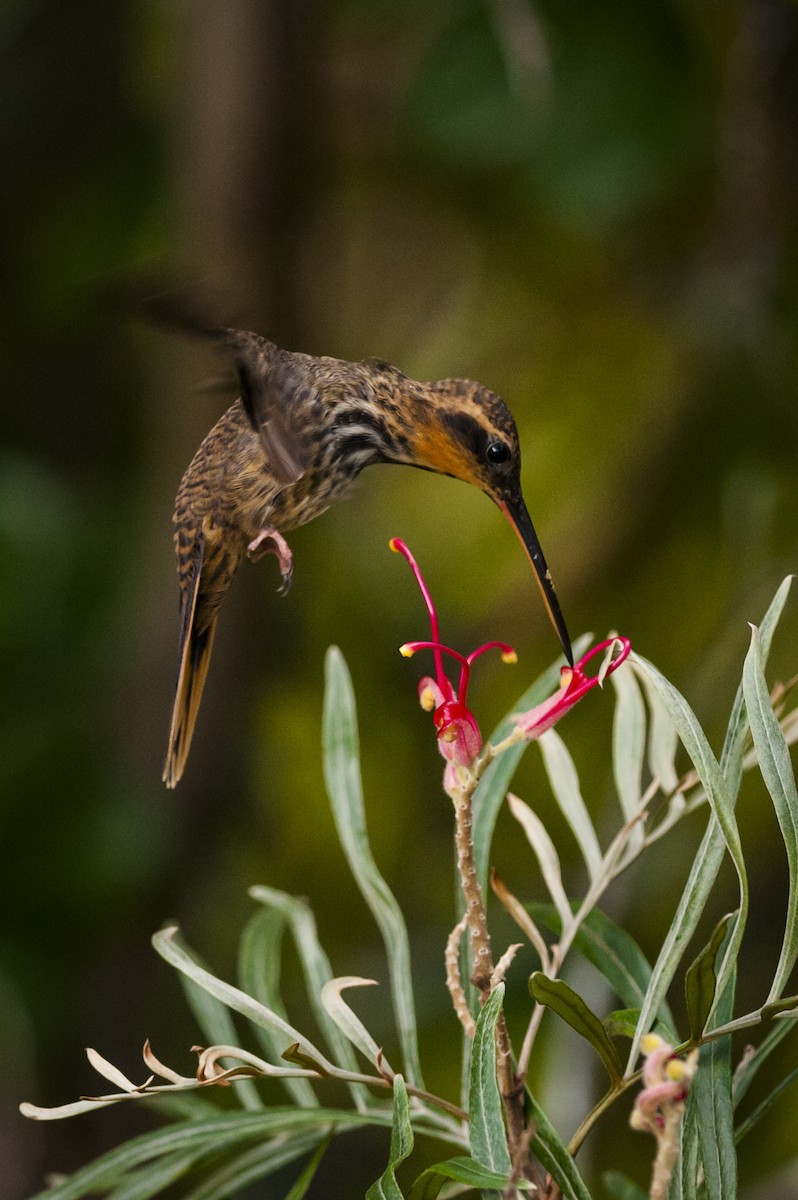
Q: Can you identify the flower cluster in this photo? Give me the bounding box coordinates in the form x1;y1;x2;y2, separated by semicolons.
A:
391;537;630;776
630;1034;699;1137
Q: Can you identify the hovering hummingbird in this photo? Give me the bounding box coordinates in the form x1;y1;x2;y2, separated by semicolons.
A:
163;328;572;786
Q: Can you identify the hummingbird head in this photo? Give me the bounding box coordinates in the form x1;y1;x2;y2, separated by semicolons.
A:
393;377;574;666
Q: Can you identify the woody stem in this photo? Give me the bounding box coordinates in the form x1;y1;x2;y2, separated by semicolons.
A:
449;769;538;1185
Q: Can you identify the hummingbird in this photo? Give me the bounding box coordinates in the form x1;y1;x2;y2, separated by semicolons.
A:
163;327;573;786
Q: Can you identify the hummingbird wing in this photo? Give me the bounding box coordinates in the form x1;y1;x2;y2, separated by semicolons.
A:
232;348;312;487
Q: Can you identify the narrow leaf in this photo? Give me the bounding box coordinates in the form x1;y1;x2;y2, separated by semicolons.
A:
694;982;737;1200
323;647;423;1088
182;1131;330;1200
628;581;792;1073
611;663;647;851
366;1075;413;1200
237;906;318;1107
734;1066;798;1146
529;904;675;1034
152;927;338;1076
248;885;371;1108
602;1171;648;1200
529;974;623;1084
469;984;511;1175
527;1093;593;1200
732;1016;797;1108
684;913;737;1042
409;1156;530;1200
636;666;679;794
508;794;573;933
743;624;798;1002
628;655;747;1066
320;977;388;1070
538;729;602;880
283;1133;333;1200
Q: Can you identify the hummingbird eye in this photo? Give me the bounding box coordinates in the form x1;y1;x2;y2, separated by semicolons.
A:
485;439;510;467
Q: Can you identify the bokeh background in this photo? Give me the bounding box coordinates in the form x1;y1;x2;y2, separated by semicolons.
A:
3;1;798;1196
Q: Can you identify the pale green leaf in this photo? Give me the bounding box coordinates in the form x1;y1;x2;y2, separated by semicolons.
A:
323;647;423;1088
248;885;370;1108
469;984;511;1176
538;728;602;880
611;661;647;851
237;906;318;1107
366;1076;413;1200
508;793;573;933
743;624;798;1003
684;913;737;1042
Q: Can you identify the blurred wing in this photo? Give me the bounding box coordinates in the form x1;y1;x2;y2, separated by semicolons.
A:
233;349;311;487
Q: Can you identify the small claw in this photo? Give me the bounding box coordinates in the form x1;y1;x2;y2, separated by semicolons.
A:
247;528;294;594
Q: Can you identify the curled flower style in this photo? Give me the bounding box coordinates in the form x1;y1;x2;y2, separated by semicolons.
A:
514;634;631;739
391;537;515;768
631;1034;699;1200
391;537;631;774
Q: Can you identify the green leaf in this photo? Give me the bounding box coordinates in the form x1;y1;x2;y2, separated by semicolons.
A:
628;655;747;1065
248;885;371;1108
152;927;338;1076
104;1151;200;1200
526;1093;593;1200
734;1066;798;1147
732;1013;798;1107
684;913;737;1043
694;981;737;1200
366;1075;414;1199
283;1134;334;1199
237;906;318;1108
636;665;679;794
529;974;622;1084
761;995;798;1020
182;1130;330;1200
603;1009;641;1040
323;647;423;1089
472;636;593;895
627;579;792;1073
509;794;573;933
602;1170;648;1200
26;1110;388;1200
743;623;798;1003
529;904;675;1035
469;984;511;1177
170;931;263;1113
538;728;602;880
408;1156;530;1200
611;659;647;851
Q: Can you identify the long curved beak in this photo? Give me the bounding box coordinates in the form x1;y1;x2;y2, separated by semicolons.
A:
498;492;573;666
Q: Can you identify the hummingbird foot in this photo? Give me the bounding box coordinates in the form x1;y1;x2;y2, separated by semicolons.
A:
247;527;294;594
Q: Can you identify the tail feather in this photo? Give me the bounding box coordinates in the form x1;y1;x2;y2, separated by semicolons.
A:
162;617;218;787
163;528;216;788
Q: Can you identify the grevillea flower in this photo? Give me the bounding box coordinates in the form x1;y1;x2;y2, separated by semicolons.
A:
390;538;516;768
391;538;631;771
630;1034;699;1200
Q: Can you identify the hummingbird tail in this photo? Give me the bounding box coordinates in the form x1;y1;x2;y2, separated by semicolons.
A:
162;616;218;788
163;529;219;788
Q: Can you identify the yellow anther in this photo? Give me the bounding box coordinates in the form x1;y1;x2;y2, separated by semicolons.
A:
501;649;518;665
419;685;437;712
399;644;415;658
641;1033;665;1055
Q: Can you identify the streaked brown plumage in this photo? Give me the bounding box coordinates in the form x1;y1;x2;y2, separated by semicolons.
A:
164;328;572;786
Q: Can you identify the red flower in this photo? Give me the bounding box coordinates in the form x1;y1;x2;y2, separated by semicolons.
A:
390;538;630;770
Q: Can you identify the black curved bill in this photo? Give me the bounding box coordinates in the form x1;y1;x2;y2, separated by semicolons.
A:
499;493;573;666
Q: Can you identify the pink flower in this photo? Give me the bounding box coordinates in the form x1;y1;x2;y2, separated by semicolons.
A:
390;537;630;769
514;635;631;739
391;538;515;768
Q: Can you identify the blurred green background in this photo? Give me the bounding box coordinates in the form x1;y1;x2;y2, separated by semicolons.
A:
3;0;798;1196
